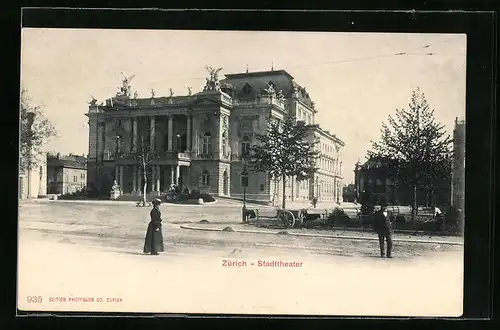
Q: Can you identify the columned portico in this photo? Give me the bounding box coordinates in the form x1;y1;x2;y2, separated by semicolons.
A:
132;165;137;193
137;166;142;195
151;165;156;194
154;165;159;192
167;115;174;151
150;116;156;150
114;165;124;192
186;115;192;151
132;117;138;151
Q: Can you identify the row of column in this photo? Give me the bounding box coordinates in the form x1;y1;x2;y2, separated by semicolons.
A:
115;164;181;193
131;115;193;152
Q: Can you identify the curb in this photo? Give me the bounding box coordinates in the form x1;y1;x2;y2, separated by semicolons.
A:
179;225;464;246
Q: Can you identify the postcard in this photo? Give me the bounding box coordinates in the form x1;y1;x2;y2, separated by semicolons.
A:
18;28;466;316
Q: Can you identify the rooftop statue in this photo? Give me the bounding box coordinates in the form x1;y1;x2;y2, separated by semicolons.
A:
89;96;98;106
117;74;135;97
203;66;223;92
263;82;276;96
276;89;284;101
187;86;192;96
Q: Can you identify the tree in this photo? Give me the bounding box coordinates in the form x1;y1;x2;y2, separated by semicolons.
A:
368;87;452;226
20;87;57;172
116;136;159;206
249;115;319;209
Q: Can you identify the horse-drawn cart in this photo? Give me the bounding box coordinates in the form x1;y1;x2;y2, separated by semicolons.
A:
244;207;329;229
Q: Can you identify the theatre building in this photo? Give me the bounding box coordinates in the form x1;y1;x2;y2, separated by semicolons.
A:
86;68;344;203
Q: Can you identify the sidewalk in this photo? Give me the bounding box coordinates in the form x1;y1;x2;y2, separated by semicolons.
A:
20;198;262;208
179;223;464;246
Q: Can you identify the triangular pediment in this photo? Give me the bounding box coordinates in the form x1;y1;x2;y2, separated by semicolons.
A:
190;96;224;107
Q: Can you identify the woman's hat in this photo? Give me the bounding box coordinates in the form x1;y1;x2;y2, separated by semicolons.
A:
152;198;162;205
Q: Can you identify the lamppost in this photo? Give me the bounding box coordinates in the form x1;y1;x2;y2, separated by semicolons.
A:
94;106;100;196
26;111;35;199
241;155;249;223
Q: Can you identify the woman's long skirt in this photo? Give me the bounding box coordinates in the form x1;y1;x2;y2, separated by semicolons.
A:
143;222;164;254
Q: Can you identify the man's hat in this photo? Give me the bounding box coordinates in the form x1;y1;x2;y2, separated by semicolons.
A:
152;198;162;205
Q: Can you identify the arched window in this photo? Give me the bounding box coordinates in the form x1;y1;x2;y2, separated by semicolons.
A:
202;170;210;186
202;132;212;154
241;135;251;157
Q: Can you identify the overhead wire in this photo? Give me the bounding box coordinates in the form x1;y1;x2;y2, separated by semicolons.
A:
105;35;459;95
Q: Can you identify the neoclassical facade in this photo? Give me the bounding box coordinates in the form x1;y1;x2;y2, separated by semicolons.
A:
86;69;345;203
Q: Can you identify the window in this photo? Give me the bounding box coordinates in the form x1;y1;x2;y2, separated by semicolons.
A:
81;173;85;179
241;136;251;157
201;132;212;154
73;176;78;183
201;170;210;186
260;184;265;192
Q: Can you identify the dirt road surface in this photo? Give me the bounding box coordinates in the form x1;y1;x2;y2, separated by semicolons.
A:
17;201;464;316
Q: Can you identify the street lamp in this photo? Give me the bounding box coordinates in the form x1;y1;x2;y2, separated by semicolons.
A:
241;153;249;223
26;111;35;199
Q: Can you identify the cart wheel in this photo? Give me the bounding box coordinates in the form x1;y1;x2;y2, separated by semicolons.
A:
296;209;306;227
278;210;295;228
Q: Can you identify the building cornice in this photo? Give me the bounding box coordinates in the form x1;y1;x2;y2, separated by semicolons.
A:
307;124;345;146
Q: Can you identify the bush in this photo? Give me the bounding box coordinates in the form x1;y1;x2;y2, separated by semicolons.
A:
326;208;352;227
177;189;215;203
58;188;91;200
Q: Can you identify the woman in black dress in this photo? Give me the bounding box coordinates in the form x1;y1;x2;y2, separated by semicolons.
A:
143;198;164;255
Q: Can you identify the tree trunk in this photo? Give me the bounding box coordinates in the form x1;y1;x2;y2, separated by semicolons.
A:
142;164;147;205
282;174;286;209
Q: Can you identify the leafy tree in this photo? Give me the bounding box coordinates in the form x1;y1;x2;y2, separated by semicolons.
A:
116;136;159;206
368;87;452;226
249;115;319;209
19;87;57;172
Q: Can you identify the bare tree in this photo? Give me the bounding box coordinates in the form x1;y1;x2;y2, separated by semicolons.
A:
20;87;57;172
116;136;159;207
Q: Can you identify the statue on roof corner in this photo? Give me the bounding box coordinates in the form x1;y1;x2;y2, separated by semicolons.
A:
263;82;276;96
203;66;223;92
117;74;135;97
89;96;98;106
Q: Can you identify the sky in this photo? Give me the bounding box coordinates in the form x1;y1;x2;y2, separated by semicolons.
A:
20;29;466;184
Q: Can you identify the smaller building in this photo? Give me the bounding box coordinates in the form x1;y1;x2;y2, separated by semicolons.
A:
354;157;451;208
451;117;465;210
342;183;357;203
19;152;47;199
47;153;87;195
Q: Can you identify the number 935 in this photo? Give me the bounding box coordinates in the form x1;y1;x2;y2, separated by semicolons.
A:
27;296;43;303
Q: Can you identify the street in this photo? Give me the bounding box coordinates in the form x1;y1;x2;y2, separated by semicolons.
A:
17;200;464;316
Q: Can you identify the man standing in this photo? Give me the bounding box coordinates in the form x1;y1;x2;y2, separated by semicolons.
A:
373;206;393;258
